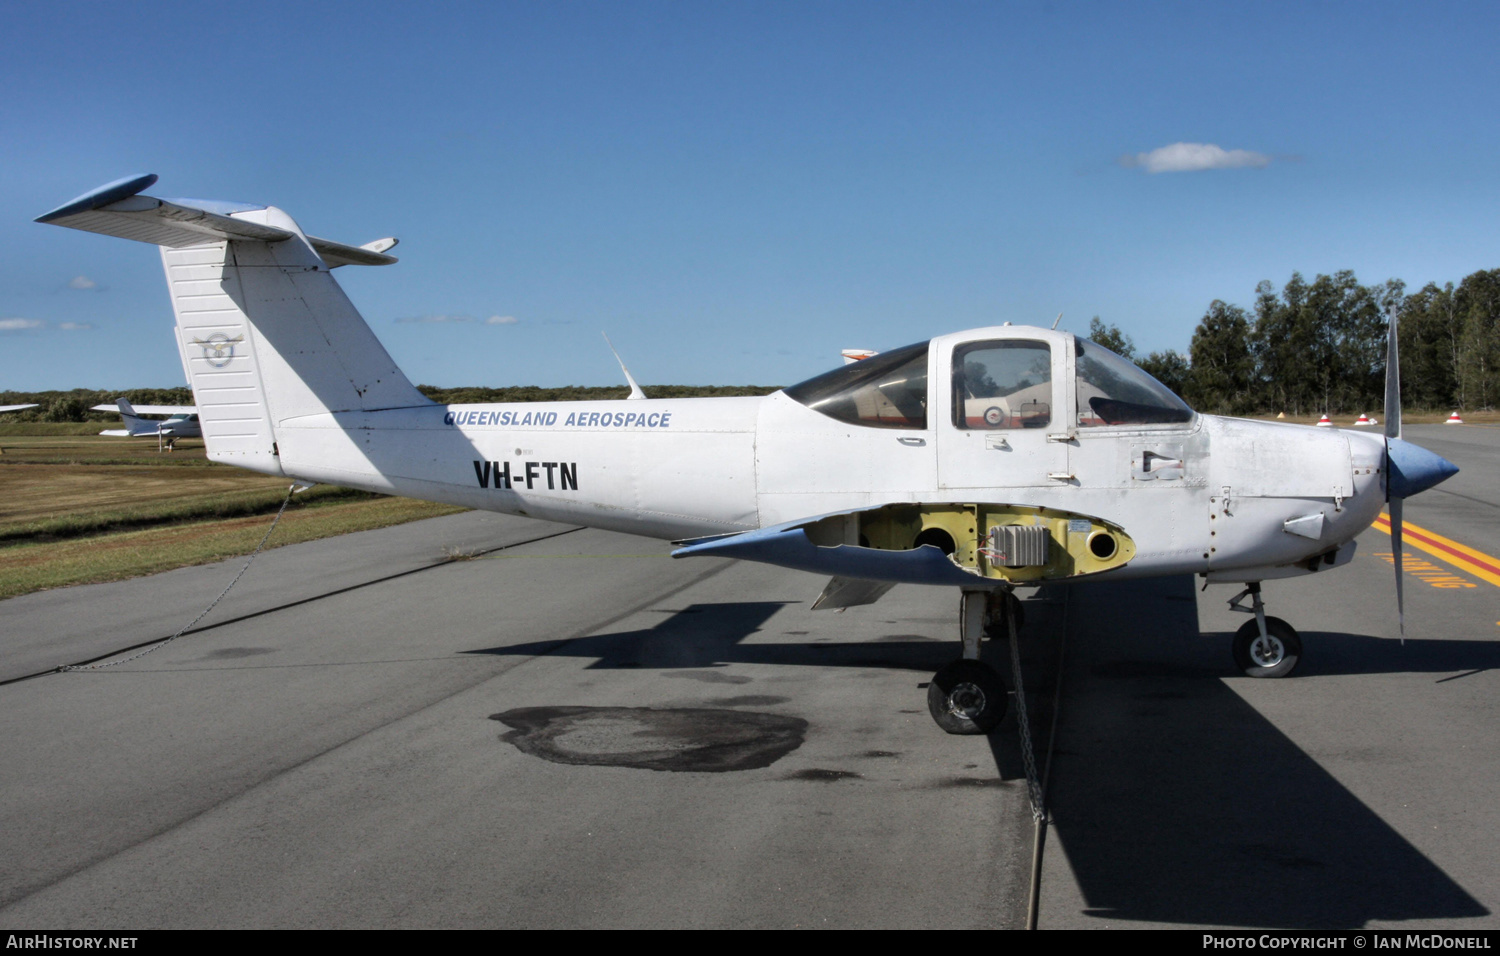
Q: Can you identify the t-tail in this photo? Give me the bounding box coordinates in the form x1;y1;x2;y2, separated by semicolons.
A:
37;174;430;477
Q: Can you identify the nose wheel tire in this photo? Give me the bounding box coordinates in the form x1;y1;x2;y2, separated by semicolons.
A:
1232;617;1302;678
928;660;1008;734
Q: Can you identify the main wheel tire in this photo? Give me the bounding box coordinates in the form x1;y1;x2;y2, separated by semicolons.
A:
927;660;1008;734
1232;617;1302;678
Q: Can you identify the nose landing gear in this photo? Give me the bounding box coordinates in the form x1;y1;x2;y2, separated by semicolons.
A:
1227;583;1302;678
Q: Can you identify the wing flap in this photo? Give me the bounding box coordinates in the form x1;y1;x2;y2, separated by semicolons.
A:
810;576;898;610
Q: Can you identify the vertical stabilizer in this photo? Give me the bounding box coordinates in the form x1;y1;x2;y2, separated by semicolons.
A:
38;177;430;477
165;222;431;473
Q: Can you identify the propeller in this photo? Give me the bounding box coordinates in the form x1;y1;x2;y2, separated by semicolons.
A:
1383;305;1461;638
1384;308;1404;637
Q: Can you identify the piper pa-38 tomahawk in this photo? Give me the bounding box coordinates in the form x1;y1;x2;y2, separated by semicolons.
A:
92;397;201;450
37;174;1459;734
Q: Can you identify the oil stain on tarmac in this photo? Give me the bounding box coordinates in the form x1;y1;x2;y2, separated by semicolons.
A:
491;705;807;772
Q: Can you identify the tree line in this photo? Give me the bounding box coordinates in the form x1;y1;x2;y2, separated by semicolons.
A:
10;265;1498;422
0;387;197;422
1111;267;1500;415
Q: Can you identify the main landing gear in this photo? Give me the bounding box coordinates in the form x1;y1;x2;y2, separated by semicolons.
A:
927;589;1020;735
1227;582;1302;678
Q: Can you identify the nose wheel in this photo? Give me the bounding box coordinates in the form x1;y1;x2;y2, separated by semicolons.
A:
1227;583;1302;678
1232;617;1301;677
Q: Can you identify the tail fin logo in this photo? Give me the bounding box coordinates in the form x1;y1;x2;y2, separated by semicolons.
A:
191;333;245;368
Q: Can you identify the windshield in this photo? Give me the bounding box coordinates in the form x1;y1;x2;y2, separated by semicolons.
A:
1075;339;1193;427
784;340;930;429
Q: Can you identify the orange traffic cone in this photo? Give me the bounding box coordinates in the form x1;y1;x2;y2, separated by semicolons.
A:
1446;411;1465;425
1315;414;1333;427
1353;413;1372;426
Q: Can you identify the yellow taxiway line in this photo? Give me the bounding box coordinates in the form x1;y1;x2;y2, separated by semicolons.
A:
1372;513;1500;589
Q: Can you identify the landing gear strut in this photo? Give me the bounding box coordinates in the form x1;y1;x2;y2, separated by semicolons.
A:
927;590;1017;734
1227;582;1302;678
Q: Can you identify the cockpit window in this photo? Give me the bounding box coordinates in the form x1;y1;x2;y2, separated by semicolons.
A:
952;340;1052;429
1075;339;1193;427
784;340;929;429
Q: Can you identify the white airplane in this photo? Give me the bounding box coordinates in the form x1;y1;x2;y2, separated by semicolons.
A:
92;397;201;449
0;404;38;413
37;175;1459;734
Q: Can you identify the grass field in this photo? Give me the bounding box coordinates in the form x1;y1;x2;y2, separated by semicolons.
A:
0;431;466;600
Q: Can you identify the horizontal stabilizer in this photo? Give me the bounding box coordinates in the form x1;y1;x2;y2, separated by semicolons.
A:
309;235;399;268
36;174;397;266
37;175;292;247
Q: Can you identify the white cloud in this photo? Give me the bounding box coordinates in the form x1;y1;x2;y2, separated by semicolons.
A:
0;318;45;331
1122;142;1272;174
57;322;94;331
68;275;97;290
485;314;518;325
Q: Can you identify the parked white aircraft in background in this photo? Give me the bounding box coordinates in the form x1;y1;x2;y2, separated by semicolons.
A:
37;175;1459;734
0;404;39;413
92;397;200;450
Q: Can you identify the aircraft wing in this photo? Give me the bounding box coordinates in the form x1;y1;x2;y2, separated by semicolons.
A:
90;404;196;416
672;509;986;588
0;404;38;413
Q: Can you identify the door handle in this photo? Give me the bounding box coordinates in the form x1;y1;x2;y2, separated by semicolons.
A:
897;437;926;446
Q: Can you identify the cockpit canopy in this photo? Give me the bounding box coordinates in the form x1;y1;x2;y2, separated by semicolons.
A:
783;340;930;430
784;331;1193;430
1074;338;1193;427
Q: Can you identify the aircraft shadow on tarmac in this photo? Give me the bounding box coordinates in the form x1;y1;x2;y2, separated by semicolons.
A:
1048;576;1488;927
1272;629;1500;679
463;600;964;674
467;582;1488;926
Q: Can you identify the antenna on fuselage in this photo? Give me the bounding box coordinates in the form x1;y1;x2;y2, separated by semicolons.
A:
1051;312;1063;330
602;332;647;400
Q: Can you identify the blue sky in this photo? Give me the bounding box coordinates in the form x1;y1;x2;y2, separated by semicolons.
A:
3;1;1498;390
